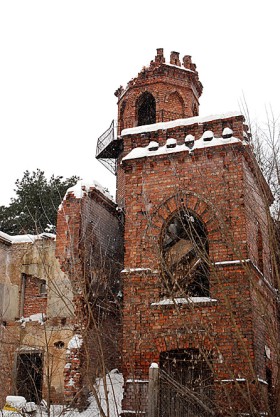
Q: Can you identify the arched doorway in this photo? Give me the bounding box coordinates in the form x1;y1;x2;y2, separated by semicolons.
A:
159;349;214;417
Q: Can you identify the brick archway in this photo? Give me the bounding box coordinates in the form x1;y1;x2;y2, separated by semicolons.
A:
145;191;224;253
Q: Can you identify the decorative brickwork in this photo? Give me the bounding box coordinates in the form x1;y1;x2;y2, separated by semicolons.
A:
115;48;203;135
111;50;280;415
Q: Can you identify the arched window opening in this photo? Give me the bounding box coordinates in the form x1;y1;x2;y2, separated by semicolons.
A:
136;92;156;126
161;209;209;297
257;225;264;273
159;349;213;417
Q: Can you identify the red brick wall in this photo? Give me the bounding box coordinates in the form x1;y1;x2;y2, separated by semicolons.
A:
116;114;246;208
23;276;47;317
116;49;202;134
56;186;123;403
118;129;278;414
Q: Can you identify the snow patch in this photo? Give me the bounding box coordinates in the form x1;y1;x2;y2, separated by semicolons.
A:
68;334;83;349
163;62;195;73
5;396;26;409
151;297;217;306
126;379;149;383
257;378;268;385
122;267;159;273
122;134;242;162
219;378;246;382
61;179;113;205
150;362;159;369
0;231;55;245
121;111;243;136
214;259;250;266
19;313;46;326
3;371;123;417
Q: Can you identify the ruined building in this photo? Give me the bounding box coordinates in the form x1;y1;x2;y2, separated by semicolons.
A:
2;48;278;415
0;232;74;406
94;49;280;415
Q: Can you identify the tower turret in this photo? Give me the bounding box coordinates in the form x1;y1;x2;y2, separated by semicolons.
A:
115;48;203;133
96;48;203;175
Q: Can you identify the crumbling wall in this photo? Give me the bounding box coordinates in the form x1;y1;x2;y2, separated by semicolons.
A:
0;235;74;406
56;182;124;405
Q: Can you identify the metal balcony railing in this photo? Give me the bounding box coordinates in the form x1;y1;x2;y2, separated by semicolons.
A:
95;111;185;174
96;120;123;175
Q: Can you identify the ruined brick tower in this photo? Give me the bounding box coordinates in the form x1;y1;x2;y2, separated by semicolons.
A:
96;49;280;416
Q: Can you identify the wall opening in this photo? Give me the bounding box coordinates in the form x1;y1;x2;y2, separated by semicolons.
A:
16;352;43;403
136;92;156;126
161;209;209;297
159;349;213;417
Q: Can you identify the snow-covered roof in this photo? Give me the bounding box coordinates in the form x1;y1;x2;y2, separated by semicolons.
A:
62;179;113;202
0;231;55;245
122;134;244;162
163;62;195;73
121;111;243;136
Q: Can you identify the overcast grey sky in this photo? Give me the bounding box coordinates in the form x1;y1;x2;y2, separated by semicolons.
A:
0;0;279;206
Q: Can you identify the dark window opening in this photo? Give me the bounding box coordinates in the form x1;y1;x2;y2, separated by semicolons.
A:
16;352;43;403
136;92;156;126
266;367;274;410
39;280;47;296
161;209;209;297
54;340;65;349
61;317;67;326
160;349;213;417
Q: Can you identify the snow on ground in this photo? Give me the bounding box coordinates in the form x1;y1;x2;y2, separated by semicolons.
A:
49;369;123;417
2;370;124;417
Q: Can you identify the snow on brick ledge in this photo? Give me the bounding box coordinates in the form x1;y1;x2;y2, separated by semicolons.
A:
121;111;243;136
61;179;114;204
151;297;218;306
122;135;243;162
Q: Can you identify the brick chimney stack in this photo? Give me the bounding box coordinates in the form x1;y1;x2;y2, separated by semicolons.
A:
155;48;165;64
170;51;181;66
183;55;192;69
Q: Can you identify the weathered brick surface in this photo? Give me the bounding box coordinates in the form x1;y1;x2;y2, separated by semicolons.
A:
56;186;124;404
115;49;203;134
114;50;279;415
23;275;47;317
0;237;74;406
